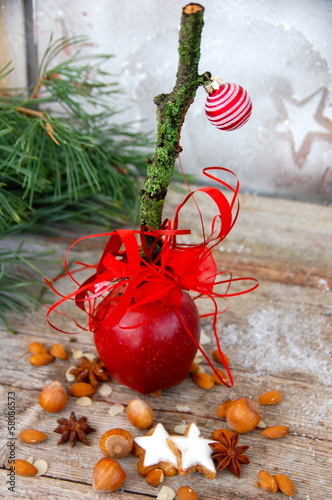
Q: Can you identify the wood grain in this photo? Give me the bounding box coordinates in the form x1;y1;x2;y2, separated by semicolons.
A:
1;189;331;499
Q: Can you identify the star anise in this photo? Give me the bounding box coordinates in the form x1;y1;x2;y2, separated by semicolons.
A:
69;356;110;388
53;411;96;447
209;431;250;477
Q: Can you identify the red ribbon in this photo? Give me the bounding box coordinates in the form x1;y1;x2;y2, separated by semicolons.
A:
46;167;258;387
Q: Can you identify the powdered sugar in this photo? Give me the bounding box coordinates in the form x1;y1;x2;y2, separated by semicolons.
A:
220;304;331;386
134;423;178;468
168;423;216;475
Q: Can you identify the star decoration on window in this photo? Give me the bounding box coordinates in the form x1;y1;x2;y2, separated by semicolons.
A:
274;87;332;167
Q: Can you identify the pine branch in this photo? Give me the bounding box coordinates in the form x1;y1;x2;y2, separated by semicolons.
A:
0;36;152;235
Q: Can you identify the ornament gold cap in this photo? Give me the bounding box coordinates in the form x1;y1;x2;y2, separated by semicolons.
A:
204;75;223;94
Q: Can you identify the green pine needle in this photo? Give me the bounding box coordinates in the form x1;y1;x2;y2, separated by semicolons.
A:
0;36;152;234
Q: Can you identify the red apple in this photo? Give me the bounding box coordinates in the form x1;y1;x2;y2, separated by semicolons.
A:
91;289;200;394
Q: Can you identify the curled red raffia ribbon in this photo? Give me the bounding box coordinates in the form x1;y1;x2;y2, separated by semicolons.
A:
46;167;258;387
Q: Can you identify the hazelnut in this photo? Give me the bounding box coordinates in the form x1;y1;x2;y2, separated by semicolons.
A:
100;428;133;459
92;457;126;492
39;380;68;413
126;399;154;429
226;398;260;433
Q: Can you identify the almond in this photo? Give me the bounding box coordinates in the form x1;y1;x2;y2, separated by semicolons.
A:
261;425;289;439
212;349;230;366
188;361;200;373
258;470;278;493
176;404;190;413
18;430;48;444
257;419;267;429
65;365;77;382
258;390;282;405
173;423;187;434
211;428;236;441
109;403;125;417
49;343;68;359
212;368;227;385
13;459;38;476
70;382;96;397
177;485;198;500
151;389;163;397
98;383;113;396
192;371;214;390
75;396;92;407
28;342;48;354
33;459;48;476
216;399;233;418
29;353;54;366
274;473;295;496
156;485;176;500
146;468;164;487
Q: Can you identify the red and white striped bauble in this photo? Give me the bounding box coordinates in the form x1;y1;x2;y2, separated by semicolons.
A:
205;83;252;131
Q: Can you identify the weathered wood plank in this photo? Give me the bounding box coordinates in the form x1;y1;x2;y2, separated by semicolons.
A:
1;379;331;499
0;469;154;499
1;191;331;499
164;188;332;289
1;328;331;499
1;284;330;387
1;323;331;437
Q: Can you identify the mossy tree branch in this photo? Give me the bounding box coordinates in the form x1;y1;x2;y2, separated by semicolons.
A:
140;3;210;229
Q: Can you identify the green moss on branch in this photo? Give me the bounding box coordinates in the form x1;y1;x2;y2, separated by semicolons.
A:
140;3;208;229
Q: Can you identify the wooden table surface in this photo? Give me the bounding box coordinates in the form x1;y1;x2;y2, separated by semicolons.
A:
1;187;331;500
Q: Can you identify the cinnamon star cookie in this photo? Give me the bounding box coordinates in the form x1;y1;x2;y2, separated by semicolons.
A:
168;423;216;479
134;423;178;477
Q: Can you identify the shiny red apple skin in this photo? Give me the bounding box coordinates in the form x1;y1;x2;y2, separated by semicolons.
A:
91;290;200;394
